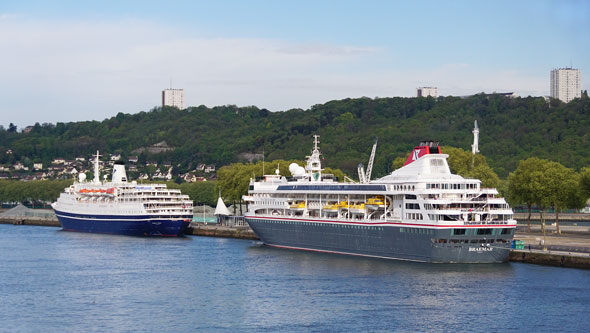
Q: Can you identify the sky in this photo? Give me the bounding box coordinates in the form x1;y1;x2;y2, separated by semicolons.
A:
1;0;589;129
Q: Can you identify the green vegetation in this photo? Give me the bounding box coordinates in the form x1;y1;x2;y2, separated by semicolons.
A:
1;94;589;179
1;93;590;215
507;158;587;232
0;179;73;205
166;181;217;206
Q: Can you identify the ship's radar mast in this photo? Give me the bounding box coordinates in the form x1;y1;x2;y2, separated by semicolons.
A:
472;120;479;155
93;151;101;184
305;135;323;181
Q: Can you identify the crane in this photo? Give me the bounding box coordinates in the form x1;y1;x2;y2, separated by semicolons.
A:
365;137;378;182
358;138;378;183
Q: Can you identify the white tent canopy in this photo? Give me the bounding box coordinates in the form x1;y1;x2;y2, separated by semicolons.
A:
214;196;231;216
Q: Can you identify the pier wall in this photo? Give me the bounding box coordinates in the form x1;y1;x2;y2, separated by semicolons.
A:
509;250;590;269
185;224;259;240
0;218;59;227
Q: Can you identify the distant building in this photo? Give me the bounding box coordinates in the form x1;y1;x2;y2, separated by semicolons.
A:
417;87;439;98
33;163;43;170
162;88;186;109
13;162;27;171
550;68;581;103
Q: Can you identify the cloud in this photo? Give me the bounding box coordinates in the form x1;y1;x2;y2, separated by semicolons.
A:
0;16;552;128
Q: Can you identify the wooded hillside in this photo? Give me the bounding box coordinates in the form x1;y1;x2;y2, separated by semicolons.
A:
1;93;589;178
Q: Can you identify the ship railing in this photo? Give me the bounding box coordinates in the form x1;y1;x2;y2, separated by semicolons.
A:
464;220;509;225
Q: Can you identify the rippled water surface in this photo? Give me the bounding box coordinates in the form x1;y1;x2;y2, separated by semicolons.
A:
1;225;589;332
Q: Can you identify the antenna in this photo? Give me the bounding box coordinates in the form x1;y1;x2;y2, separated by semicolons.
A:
169;77;172;89
313;134;320;152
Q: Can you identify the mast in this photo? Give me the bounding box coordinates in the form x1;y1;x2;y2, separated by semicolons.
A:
93;151;101;184
306;135;323;181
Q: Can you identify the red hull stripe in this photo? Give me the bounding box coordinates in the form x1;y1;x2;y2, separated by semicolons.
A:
246;215;515;228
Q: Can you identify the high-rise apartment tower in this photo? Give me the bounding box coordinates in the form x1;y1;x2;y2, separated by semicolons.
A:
550;68;581;103
162;89;186;109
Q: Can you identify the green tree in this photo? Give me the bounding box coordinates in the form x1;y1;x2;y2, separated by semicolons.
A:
543;161;585;233
580;167;590;201
392;156;407;170
507;157;546;232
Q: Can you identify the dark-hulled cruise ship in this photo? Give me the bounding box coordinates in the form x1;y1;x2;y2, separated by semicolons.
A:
243;135;516;263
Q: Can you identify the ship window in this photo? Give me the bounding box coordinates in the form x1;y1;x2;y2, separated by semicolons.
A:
476;229;492;235
501;228;513;235
453;228;466;235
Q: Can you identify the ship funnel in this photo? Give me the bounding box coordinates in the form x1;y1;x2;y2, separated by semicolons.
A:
403;141;441;167
112;161;128;183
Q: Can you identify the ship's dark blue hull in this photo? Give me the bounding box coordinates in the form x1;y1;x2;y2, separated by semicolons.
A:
54;210;191;237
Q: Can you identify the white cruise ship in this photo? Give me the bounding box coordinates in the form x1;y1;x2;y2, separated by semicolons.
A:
52;152;193;236
243;136;516;263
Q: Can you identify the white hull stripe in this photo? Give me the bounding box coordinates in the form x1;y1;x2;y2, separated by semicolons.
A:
55;213;188;222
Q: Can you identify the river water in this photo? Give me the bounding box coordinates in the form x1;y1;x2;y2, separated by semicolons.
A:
1;224;589;332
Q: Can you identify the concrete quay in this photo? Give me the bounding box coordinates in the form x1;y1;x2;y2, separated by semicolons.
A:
185;223;259;240
512;226;590;269
0;217;59;227
509;249;590;269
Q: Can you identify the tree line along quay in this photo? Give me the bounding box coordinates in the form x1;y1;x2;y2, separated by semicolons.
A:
1;147;589;222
